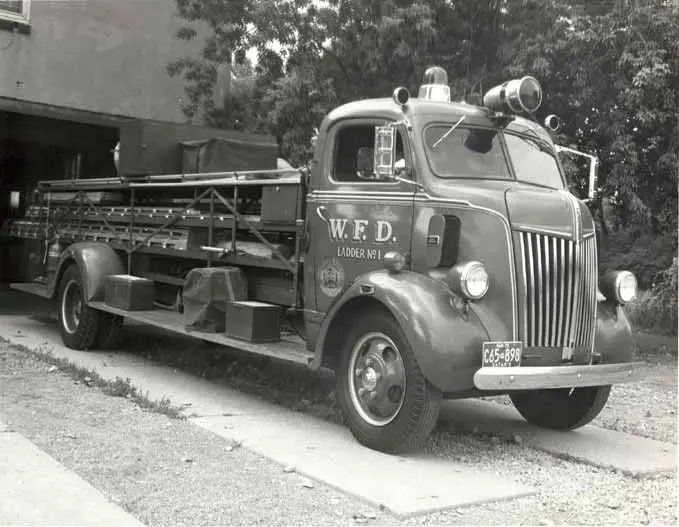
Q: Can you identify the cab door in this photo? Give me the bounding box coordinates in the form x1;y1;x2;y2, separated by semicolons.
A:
307;119;415;315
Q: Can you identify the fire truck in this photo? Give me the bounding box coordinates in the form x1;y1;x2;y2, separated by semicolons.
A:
4;67;646;453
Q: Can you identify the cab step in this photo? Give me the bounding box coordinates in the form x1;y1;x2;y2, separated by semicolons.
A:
88;300;312;366
10;281;50;299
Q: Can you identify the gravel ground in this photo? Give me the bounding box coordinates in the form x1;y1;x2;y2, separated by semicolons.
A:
1;324;677;526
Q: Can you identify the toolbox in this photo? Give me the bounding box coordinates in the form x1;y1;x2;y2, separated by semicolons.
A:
105;275;154;311
224;301;281;343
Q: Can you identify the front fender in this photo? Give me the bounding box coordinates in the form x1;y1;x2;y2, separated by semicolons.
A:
312;269;490;392
594;300;635;363
48;242;125;302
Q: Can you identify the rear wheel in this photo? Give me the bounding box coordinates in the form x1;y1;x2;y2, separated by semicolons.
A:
336;310;441;454
509;385;611;430
57;265;102;350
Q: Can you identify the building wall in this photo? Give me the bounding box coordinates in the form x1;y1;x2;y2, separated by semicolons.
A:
0;0;204;122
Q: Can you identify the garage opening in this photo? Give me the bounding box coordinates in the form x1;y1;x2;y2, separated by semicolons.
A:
0;110;119;284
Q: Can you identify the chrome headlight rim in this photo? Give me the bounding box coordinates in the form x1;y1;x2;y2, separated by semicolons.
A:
615;271;638;304
600;270;638;305
450;261;490;301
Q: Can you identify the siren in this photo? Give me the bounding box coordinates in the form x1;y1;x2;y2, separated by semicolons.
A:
483;76;542;114
544;114;561;132
418;66;451;102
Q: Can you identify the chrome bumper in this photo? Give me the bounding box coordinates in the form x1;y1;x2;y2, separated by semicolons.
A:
473;361;648;391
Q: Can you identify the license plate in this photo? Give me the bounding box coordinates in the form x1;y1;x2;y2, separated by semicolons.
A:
482;341;523;368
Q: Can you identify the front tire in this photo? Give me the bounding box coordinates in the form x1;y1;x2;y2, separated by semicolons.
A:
337;310;441;454
57;265;102;350
510;385;611;430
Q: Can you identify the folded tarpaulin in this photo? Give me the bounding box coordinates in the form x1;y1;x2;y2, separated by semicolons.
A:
182;137;278;174
183;267;248;333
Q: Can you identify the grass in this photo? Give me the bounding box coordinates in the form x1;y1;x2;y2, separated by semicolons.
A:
626;290;678;338
633;332;678;363
0;337;185;419
625;258;678;338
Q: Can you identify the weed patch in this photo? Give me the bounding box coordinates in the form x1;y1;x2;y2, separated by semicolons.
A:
0;337;185;419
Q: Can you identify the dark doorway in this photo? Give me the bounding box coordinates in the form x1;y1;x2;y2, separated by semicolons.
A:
0;110;119;284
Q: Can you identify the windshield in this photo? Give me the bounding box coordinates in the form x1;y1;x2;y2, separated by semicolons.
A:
423;125;565;189
423;125;511;180
504;133;564;189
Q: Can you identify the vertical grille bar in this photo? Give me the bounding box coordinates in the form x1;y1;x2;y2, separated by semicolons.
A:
563;239;575;346
556;238;567;345
526;233;536;346
571;241;583;346
535;234;544;347
550;237;559;347
588;235;599;349
543;235;551;346
520;233;529;346
577;238;589;345
576;236;598;348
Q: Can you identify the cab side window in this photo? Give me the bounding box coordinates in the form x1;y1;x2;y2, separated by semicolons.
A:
333;124;406;183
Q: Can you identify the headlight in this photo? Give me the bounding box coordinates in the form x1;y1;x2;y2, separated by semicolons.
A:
600;271;637;305
449;261;489;300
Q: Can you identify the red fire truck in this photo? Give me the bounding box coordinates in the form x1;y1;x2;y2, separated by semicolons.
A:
4;67;646;453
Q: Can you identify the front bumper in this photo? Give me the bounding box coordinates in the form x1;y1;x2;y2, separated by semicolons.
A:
473;361;648;390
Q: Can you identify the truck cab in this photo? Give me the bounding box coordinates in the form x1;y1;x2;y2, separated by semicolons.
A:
305;68;643;452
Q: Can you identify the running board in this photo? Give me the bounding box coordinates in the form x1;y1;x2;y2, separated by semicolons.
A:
10;282;50;299
88;300;313;367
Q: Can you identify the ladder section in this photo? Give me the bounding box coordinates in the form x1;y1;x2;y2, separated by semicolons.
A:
7;169;307;308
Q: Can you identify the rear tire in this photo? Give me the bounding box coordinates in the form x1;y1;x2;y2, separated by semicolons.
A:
336;310;441;454
509;385;611;430
95;314;124;349
57;264;102;350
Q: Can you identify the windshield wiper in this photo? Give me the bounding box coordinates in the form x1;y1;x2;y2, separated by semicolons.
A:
517;127;553;154
432;116;466;149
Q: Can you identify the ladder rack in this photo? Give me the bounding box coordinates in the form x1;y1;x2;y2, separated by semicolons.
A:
38;168;303;191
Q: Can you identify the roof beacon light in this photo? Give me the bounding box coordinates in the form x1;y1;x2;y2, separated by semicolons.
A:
483;76;542;114
418;66;450;102
393;87;410;107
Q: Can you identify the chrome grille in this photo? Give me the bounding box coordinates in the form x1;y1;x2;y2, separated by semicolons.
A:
519;232;597;348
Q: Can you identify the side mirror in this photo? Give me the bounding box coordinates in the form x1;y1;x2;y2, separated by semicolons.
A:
588;157;599;201
555;145;600;202
374;125;396;180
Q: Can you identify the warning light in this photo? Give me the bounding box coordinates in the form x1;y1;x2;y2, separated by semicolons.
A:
417;66;450;102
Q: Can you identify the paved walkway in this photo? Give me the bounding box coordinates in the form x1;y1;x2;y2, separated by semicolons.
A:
0;420;145;527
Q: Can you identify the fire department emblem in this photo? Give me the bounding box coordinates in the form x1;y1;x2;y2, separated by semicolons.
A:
319;258;344;298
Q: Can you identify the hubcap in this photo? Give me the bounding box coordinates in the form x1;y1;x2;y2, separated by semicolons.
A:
61;280;82;335
348;332;406;427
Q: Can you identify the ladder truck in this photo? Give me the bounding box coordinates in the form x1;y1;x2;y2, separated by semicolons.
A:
5;67;646;453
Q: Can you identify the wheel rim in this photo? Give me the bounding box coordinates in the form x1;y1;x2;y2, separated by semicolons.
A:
61;280;82;335
348;332;406;427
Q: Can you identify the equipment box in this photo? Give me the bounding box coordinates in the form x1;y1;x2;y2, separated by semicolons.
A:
261;185;301;224
225;301;281;343
105;275;154;311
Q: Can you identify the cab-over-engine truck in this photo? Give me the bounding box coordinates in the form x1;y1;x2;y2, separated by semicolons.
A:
6;67;646;453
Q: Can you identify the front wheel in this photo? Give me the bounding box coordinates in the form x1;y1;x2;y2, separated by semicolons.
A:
57;264;102;350
509;385;611;430
336;310;441;454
